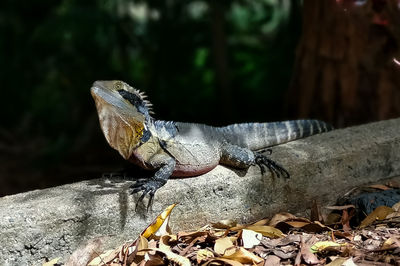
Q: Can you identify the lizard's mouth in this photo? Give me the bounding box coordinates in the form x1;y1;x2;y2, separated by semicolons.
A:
91;83;129;111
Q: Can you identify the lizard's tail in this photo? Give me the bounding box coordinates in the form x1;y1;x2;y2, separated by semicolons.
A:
219;120;333;151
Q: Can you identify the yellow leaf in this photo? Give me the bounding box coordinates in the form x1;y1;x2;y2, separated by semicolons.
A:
212;219;237;229
310;241;343;253
142;203;177;238
241;229;261;249
141;248;190;266
42;257;61;266
214;237;237;255
360;206;394;228
245;225;284;238
222;247;263;264
196;249;214;264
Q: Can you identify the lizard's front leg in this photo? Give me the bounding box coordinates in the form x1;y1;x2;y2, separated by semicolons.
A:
220;144;289;178
130;155;176;210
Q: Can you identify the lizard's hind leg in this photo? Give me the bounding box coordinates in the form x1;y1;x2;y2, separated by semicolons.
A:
220;144;289;178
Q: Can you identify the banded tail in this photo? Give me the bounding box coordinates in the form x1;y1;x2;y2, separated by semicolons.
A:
219;120;333;150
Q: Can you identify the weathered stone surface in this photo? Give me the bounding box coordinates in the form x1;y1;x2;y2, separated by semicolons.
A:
1;118;400;265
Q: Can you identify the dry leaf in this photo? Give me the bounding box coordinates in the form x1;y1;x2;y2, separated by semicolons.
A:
360;206;394;228
263;255;280;266
252;218;269;226
310;241;343;253
269;212;296;227
241;229;262;249
142;203;177;238
212;219;237;229
326;257;350;266
222;247;263;264
204;258;243;266
196;249;214;264
368;184;391;190
245;225;284;238
141;248;190;266
214;237;236;255
300;237;320;265
392;202;400;212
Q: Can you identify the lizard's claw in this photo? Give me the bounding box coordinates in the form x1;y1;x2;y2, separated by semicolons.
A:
255;153;290;179
130;178;166;211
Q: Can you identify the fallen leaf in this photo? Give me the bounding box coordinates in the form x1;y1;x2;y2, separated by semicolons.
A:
196;249;214;264
245;225;284;238
392;202;400;212
326;257;351;266
269;212;296;227
214;237;236;255
252;218;269;226
300;237;320;265
360;206;394;228
222;247;263;264
325;205;355;210
368;184;391;190
204;258;243;266
310;241;343;253
142;203;177;238
140;248;190;266
212;219;237;229
263;255;280;266
241;229;262;249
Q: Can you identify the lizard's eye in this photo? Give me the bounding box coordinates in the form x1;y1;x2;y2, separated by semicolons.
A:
114;81;123;91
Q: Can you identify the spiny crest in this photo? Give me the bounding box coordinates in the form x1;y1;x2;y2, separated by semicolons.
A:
116;81;154;115
133;88;154;115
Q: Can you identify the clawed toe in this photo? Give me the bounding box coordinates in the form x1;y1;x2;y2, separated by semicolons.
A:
130;178;165;211
255;154;290;179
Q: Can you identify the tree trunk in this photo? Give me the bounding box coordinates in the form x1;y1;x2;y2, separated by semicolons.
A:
288;0;400;127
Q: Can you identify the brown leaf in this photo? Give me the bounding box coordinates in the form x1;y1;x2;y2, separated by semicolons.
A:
245;225;284;238
214;237;236;255
252;218;269;226
263;255;280;266
325;205;355;210
269;212;296;227
196;249;214;264
212;219;237;229
368;184;391;190
311;200;324;223
300;237;320;265
360;206;395;228
392;202;400;212
222;247;263;264
204;258;244;266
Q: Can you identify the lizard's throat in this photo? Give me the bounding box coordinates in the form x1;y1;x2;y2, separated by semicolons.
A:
96;105;145;160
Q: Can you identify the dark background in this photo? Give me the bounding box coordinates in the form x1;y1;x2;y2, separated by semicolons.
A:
1;0;399;196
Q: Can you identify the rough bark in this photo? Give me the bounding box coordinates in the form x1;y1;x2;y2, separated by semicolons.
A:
288;0;400;127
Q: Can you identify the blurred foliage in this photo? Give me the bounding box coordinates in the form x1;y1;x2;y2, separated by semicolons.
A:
0;0;301;167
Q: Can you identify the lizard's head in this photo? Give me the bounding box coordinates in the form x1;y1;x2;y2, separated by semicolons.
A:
91;80;153;160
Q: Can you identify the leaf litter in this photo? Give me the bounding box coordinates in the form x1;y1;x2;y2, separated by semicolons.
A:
45;184;400;265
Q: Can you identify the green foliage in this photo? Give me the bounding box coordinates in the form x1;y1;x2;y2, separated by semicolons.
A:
0;0;301;163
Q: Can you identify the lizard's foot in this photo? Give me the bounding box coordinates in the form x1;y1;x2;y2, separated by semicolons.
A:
255;153;290;179
130;178;167;210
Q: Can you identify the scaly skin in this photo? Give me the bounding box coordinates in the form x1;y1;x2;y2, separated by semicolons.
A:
91;80;333;207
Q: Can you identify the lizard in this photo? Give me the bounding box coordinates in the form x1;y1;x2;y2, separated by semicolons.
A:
91;80;333;206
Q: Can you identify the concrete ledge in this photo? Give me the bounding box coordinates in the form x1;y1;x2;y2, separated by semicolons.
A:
2;118;400;265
